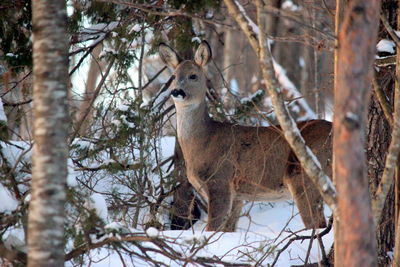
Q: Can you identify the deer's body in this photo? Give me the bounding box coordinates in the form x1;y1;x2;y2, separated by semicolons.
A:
160;42;332;231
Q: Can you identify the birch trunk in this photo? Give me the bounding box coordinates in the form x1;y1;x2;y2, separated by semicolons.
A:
334;0;380;266
27;0;69;266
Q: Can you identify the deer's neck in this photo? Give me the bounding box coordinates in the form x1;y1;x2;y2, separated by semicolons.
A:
175;101;211;141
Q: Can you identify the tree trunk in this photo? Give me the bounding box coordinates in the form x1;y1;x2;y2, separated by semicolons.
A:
334;0;380;266
77;42;104;136
27;0;69;266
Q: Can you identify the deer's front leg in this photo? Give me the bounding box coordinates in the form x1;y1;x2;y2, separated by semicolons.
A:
206;181;234;231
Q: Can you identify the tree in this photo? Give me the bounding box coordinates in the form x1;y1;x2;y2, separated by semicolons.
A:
27;0;69;266
334;0;380;266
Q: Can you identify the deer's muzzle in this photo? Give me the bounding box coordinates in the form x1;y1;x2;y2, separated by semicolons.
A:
171;89;186;99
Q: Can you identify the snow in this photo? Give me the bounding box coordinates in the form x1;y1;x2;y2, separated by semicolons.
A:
131;24;141;33
3;227;26;253
282;0;300;12
120;115;135;128
299;57;305;67
69;202;333;267
71;21;119;54
146;227;159;237
240;89;264;104
105;221;126;232
191;37;201;43
377;39;395;54
230;79;239;95
272;59;316;120
235;1;260;35
116;103;130;112
67;159;78;187
88;193;109;222
144;31;153;43
81;22;119;35
0;183;18;213
0;98;7;122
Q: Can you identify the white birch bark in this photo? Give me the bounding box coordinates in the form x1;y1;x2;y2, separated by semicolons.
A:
27;0;69;266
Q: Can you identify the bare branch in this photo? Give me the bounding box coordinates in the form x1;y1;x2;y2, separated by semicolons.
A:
372;73;393;125
380;12;400;48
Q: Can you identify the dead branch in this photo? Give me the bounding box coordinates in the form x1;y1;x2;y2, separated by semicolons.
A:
372;73;393;125
380;12;400;48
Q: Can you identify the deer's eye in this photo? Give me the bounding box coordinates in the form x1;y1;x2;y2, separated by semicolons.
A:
189;74;197;80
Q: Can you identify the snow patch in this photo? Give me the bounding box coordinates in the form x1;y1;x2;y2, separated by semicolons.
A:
146;227;159;238
282;0;300;11
377;39;395;54
0;183;18;213
131;24;142;33
0;98;7;122
88;193;108;222
3;227;26;252
191;37;201;43
230;79;239;95
67;159;78;187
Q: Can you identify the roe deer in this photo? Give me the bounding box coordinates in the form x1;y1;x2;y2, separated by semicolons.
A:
159;41;332;231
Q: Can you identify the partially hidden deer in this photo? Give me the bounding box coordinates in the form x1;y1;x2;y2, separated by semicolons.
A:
159;41;332;232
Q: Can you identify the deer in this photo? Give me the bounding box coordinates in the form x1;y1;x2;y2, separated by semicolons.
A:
159;41;332;232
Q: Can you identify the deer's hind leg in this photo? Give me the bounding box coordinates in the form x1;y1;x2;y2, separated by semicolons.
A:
284;171;326;229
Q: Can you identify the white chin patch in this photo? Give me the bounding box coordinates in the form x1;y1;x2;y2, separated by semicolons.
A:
172;95;185;101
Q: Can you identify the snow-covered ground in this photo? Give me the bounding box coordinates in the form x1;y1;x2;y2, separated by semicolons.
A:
74;201;333;267
65;136;333;267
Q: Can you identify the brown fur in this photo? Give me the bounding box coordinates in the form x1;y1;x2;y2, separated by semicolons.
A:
159;42;331;231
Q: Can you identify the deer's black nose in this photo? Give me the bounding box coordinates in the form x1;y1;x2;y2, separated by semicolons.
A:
171;89;186;99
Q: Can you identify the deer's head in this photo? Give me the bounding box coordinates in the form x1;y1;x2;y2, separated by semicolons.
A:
159;41;212;107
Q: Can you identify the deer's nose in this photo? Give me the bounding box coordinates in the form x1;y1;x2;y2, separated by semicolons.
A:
171;89;186;99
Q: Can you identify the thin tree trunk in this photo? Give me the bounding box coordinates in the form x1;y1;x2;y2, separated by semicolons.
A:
333;0;346;265
334;0;380;266
27;0;69;266
77;42;104;136
392;2;400;266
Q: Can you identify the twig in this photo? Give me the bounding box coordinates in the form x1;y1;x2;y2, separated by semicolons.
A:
3;99;32;107
270;217;333;267
380;12;400;48
376;55;396;67
304;229;316;265
372;72;393;125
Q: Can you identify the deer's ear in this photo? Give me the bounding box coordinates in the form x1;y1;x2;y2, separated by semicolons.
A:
159;43;180;69
194;41;212;67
